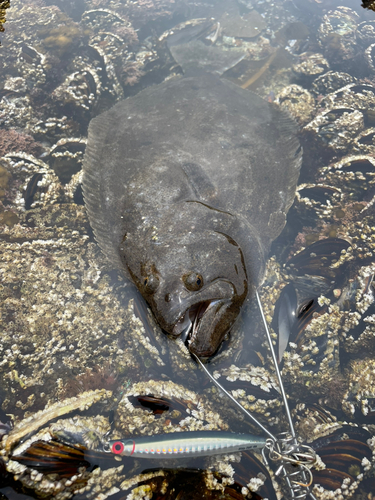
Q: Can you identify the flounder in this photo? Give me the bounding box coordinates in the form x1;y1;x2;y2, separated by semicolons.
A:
83;72;301;358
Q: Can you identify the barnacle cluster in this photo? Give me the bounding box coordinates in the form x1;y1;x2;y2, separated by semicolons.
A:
1;0;375;499
0;0;10;43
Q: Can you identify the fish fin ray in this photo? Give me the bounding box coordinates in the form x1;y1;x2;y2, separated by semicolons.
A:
266;105;302;239
82;113;125;272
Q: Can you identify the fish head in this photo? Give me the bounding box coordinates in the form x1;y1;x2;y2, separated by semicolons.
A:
122;228;249;358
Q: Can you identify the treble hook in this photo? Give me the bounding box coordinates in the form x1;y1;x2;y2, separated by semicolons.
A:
256;292;319;500
293;466;314;488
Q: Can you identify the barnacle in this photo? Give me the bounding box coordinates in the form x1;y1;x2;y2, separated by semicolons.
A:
0;0;10;40
362;1;375;12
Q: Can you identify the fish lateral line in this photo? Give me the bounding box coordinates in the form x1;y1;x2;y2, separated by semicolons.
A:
184;199;234;217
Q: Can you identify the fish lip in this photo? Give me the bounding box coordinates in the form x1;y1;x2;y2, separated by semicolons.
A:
170;296;236;358
168;280;235;338
157;279;243;357
172;299;222;339
187;298;234;357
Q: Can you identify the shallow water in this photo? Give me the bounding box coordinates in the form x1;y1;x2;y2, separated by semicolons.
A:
0;0;375;499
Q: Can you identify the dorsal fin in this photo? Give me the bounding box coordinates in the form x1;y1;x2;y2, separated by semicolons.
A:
82;113;124;270
265;104;302;240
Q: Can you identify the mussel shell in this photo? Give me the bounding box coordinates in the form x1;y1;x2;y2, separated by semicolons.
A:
297;184;342;206
311;426;372;458
129;395;171;415
273;238;351;363
310;426;373;491
357;20;375;47
273;279;330;363
24;173;44;210
232;451;277;500
11;439;119;478
285;237;350;278
12;440;92;477
120;467;272;500
273;283;297;362
365;42;375;71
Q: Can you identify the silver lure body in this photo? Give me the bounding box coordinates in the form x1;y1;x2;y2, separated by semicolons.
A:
107;431;267;458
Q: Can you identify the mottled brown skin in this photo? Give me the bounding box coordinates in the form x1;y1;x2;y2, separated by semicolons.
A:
121;202;259;357
83;74;301;357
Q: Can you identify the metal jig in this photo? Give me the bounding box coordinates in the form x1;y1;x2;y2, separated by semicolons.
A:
103;430;268;458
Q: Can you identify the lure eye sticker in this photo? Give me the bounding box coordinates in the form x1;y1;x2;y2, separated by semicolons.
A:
111;441;124;454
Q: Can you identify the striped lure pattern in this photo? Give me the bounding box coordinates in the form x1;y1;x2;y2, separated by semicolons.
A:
108;431;267;458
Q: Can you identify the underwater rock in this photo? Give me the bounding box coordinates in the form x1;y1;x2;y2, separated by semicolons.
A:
292;53;330;85
0;129;42;158
276;84;316;125
317;7;359;68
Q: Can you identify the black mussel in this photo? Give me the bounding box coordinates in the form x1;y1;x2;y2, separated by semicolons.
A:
12;440;92;477
232;451;277;500
355;128;375;147
24;173;44;210
128;395;171;415
273;283;297;363
11;439;118;478
285;237;350;278
124;391;203;426
311;426;372;491
49;138;86;184
273;238;353;367
294;403;338;430
341;156;375;174
20;44;42;65
357;20;375;47
121;467;272;499
297;185;342;205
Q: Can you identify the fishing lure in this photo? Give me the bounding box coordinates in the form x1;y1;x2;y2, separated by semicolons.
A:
104;430;268;458
102;292;317;499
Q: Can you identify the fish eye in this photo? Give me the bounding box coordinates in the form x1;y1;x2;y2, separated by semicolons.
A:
143;274;159;294
183;272;204;292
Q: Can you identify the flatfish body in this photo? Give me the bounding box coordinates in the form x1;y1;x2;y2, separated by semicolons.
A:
83;73;301;357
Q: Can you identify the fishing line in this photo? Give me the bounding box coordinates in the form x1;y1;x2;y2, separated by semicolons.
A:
256;291;318;500
256;291;296;442
193;353;276;442
193;293;318;500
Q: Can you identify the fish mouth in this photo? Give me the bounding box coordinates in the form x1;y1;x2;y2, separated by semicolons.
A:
171;299;234;358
